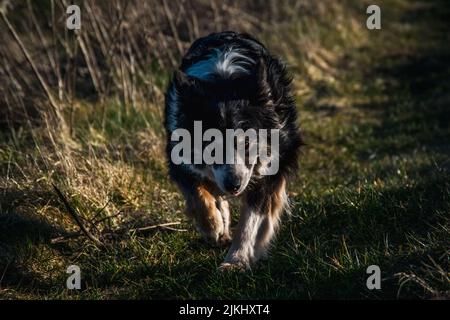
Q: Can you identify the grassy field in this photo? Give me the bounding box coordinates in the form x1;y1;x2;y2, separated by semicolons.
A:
0;0;449;299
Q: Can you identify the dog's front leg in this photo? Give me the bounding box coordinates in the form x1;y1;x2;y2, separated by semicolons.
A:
221;178;287;270
184;184;225;245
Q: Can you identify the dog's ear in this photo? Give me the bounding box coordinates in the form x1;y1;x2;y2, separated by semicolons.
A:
173;70;205;96
174;70;195;87
173;70;200;90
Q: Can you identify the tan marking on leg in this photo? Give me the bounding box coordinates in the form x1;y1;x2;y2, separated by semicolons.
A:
185;184;224;243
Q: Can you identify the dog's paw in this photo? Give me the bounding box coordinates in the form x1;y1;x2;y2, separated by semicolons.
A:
196;227;221;246
218;262;246;272
218;233;232;246
218;258;250;272
202;230;231;247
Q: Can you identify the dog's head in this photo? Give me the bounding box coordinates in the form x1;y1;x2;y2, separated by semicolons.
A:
169;59;278;195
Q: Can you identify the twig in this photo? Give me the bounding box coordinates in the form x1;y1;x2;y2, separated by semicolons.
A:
52;183;103;246
50;232;81;244
155;225;188;232
127;222;186;233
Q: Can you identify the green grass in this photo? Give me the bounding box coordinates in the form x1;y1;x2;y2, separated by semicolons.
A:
0;0;449;299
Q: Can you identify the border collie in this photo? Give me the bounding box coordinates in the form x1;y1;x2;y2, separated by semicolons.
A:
165;31;302;270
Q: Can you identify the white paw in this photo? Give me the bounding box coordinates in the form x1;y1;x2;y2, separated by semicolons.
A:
218;262;246;272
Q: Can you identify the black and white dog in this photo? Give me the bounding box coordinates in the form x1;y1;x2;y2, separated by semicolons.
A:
165;31;302;270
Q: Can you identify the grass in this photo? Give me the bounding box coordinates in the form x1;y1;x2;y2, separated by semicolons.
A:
0;0;449;299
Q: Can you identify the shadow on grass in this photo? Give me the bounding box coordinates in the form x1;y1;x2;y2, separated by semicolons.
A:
283;171;448;297
0;188;66;245
350;52;450;159
351;1;450;159
0;186;72;289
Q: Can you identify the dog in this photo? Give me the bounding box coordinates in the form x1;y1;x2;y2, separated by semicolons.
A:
164;31;302;270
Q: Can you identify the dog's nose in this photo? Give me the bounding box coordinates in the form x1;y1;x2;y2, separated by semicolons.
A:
224;179;241;194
